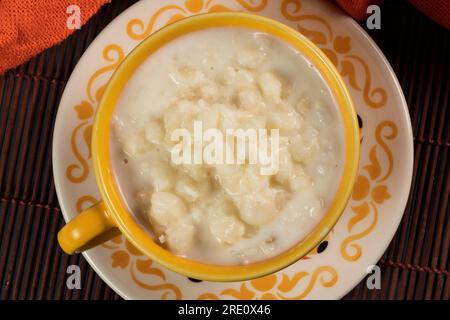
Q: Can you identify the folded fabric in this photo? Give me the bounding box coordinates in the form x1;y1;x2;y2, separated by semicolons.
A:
410;0;450;30
335;0;382;21
0;0;448;74
0;0;111;73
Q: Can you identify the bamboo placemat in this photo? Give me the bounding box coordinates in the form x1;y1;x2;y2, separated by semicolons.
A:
0;0;448;300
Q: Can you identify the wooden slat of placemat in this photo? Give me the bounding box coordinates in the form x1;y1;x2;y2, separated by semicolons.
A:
0;0;448;300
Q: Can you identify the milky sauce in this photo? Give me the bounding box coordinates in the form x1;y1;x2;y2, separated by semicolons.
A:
111;28;344;265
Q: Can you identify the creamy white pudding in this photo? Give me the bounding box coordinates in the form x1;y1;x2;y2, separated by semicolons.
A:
111;27;343;265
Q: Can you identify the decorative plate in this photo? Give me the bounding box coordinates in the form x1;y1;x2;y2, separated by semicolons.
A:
52;0;413;299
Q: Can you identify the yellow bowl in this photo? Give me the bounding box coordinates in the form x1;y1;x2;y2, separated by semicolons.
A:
58;12;360;282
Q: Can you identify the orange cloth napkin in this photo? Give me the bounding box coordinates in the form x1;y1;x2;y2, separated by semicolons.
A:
0;0;110;73
335;0;382;20
410;0;450;30
0;0;448;74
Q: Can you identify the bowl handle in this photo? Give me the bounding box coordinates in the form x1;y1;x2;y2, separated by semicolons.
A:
57;201;121;254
